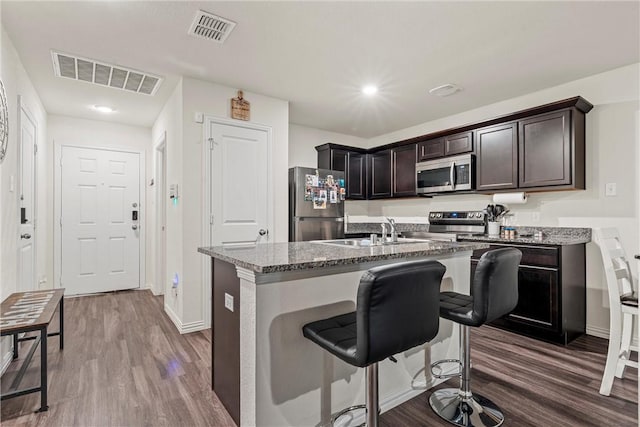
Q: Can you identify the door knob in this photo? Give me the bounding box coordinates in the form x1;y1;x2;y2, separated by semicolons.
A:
20;233;31;239
258;229;268;236
132;225;138;230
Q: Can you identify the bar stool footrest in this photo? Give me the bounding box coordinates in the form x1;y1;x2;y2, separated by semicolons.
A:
430;358;462;379
331;404;381;427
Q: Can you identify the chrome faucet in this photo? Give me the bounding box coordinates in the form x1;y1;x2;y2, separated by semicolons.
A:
385;217;398;243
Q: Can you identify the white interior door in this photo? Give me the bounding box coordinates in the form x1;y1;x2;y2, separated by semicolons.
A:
18;100;37;293
61;146;140;295
209;121;270;245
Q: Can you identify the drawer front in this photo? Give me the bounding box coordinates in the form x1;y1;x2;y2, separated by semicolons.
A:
470;243;558;268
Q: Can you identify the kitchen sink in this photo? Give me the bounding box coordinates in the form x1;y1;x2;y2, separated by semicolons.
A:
311;238;432;248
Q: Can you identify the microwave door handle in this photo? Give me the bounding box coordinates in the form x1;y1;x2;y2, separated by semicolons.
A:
450;162;456;190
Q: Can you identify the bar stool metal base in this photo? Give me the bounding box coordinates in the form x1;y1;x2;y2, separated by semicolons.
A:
429;388;505;427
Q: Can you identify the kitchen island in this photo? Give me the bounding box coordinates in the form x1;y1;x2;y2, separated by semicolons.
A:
198;239;489;426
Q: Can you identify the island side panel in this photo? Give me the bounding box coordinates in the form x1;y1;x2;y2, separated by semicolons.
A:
213;258;240;425
252;254;471;426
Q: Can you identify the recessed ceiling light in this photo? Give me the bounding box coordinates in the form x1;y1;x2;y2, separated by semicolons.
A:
91;105;116;113
362;85;378;96
429;84;462;97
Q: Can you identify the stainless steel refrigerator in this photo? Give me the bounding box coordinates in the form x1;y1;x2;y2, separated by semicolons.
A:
289;167;346;241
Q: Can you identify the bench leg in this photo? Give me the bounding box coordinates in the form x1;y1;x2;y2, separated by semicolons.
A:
36;326;49;413
13;334;18;359
59;297;64;351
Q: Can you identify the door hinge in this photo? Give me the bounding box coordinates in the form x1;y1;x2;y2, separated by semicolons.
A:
210;214;214;225
59;217;62;227
34;144;38;155
60;157;63;166
209;138;214;150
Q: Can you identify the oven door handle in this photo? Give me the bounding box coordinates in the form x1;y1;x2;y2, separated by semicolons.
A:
450;162;456;190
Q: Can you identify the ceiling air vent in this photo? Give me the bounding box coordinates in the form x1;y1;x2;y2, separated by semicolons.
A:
51;51;163;96
188;10;236;43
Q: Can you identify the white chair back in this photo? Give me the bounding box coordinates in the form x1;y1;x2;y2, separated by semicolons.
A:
594;228;635;306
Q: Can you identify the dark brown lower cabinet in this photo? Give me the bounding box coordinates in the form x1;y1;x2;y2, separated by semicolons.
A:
466;241;585;345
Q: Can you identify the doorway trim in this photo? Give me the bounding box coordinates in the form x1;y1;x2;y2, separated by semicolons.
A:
201;116;274;329
154;132;167;296
17;95;38;292
53;143;146;290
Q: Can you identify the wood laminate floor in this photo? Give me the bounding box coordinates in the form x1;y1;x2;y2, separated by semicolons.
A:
1;290;637;426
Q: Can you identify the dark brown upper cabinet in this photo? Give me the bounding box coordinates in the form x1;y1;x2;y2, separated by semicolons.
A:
346;152;366;199
391;144;417;197
417;131;473;162
519;110;573;188
316;97;591;199
316;144;366;200
368;150;392;199
444;131;473;156
475;122;518;191
417;138;445;161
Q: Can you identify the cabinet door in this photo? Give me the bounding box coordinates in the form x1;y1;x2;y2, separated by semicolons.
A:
519;110;571;188
507;266;559;331
417;138;444;161
392;144;417;197
368;150;392;199
471;260;559;333
475;122;518;190
330;149;348;172
346;152;366;199
444;131;473;156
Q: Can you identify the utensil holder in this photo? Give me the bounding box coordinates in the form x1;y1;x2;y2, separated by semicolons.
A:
487;221;500;237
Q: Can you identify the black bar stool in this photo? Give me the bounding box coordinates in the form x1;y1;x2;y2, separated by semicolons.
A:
303;260;446;427
429;248;522;427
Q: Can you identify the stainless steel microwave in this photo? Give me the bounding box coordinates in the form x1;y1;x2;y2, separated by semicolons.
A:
416;154;475;194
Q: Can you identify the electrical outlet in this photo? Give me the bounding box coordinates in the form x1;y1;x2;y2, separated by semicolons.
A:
224;293;234;312
605;183;617;197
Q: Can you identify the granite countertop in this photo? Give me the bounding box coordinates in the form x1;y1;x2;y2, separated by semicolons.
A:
457;227;591;246
198;240;489;274
347;222;591;246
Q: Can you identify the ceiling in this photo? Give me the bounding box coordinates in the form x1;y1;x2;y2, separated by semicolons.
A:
2;1;639;138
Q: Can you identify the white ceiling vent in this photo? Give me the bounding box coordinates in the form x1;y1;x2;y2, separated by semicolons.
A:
188;10;236;43
51;51;163;96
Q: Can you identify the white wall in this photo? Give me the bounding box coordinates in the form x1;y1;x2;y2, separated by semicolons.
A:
47;115;152;291
150;80;183;324
0;29;48;372
288;123;368;168
152;77;289;330
357;63;640;337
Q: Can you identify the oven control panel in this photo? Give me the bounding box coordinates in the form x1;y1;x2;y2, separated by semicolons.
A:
429;211;486;225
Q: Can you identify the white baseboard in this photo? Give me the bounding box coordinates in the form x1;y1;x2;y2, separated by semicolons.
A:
164;303;206;334
586;324;639;349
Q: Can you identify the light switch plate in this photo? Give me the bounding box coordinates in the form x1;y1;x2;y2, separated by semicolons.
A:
605;182;617;197
224;293;234;312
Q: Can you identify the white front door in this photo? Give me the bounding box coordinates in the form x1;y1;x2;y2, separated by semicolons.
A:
61;146;140;295
18;100;37;292
209;121;271;245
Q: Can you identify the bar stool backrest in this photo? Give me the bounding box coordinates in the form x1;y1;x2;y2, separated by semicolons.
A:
355;260;446;366
595;228;636;309
471;248;522;324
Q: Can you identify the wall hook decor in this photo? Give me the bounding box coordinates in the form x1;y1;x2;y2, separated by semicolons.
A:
231;90;250;121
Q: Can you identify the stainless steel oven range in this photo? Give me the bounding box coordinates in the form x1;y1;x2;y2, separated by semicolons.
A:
404;210;486;241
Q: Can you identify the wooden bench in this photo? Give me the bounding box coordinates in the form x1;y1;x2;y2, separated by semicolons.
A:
0;288;65;412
